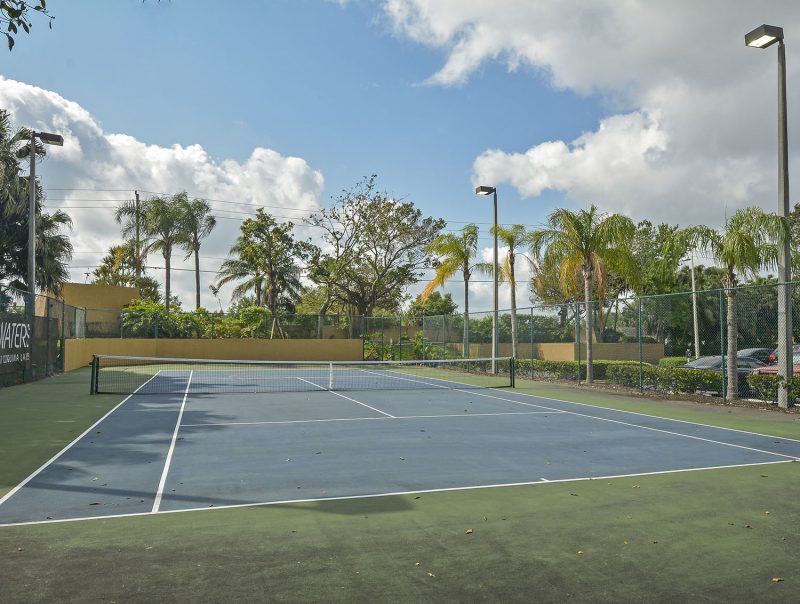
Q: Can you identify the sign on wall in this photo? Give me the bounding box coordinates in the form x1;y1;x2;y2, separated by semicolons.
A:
0;313;31;367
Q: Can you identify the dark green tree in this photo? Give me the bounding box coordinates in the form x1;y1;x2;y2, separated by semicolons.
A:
0;110;72;294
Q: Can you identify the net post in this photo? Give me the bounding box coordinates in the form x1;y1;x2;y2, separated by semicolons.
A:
90;355;97;395
328;362;333;390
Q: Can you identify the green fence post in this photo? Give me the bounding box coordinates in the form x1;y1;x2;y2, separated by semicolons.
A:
575;301;581;383
719;289;726;399
638;296;644;392
530;306;534;370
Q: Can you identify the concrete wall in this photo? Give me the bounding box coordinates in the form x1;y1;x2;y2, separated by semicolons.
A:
65;338;364;372
60;283;140;310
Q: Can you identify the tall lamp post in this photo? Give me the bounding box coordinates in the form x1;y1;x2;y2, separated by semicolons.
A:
745;24;793;408
475;185;499;373
26;129;63;381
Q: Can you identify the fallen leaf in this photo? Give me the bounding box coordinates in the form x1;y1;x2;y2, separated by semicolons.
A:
465;528;473;534
16;547;22;552
415;562;420;567
577;550;583;555
765;511;770;515
427;572;435;577
745;525;752;529
772;577;784;583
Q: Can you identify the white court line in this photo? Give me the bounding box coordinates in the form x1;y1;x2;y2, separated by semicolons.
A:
152;371;194;513
1;458;793;528
508;389;800;444
459;388;800;460
364;370;800;460
0;371;165;508
181;410;557;428
296;377;395;418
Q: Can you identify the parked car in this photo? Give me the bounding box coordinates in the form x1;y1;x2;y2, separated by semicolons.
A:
737;348;773;365
678;355;766;396
752;352;800;375
766;344;800;365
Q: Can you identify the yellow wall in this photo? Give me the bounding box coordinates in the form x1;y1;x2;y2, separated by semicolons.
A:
65;338;364;372
59;283;140;310
456;342;664;364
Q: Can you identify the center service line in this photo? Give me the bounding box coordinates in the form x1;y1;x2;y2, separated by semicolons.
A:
152;370;194;513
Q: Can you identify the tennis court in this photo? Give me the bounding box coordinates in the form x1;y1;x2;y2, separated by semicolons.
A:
1;356;799;526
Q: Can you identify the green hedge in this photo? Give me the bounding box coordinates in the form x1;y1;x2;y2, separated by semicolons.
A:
514;358;800;404
658;357;690;368
515;359;641;381
515;359;722;396
745;373;800;404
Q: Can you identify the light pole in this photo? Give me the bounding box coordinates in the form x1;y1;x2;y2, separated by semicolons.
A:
745;24;793;408
27;130;64;298
26;129;63;381
475;185;499;373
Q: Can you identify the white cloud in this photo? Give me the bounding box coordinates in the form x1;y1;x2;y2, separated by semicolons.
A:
384;1;800;227
0;76;324;310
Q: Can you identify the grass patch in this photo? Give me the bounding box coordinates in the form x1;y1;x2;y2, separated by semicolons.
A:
1;464;799;602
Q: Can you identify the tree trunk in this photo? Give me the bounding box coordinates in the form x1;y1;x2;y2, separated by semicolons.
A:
317;289;331;339
194;246;201;310
726;288;738;400
583;268;593;383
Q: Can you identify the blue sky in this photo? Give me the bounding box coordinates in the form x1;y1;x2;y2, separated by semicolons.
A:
2;1;800;311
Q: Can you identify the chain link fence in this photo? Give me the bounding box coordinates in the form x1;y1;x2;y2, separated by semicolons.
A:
17;280;800;405
411;283;795;405
0;284;84;386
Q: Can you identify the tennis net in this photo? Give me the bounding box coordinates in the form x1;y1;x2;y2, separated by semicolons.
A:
90;355;515;395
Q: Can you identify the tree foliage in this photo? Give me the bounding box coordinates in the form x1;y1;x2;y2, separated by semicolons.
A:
0;109;72;294
91;242;161;302
408;291;458;317
305;175;445;318
214;209;307;338
1;0;53;51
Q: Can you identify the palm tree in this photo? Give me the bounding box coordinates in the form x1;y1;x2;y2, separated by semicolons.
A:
178;194;216;309
140;194;185;315
690;207;789;400
421;224;479;356
493;224;528;360
214;209;304;338
114;197;148;279
529;205;637;383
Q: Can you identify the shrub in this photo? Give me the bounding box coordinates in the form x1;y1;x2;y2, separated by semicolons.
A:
659;357;690;369
746;373;778;403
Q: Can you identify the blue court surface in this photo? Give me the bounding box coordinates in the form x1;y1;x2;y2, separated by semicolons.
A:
2;368;799;526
